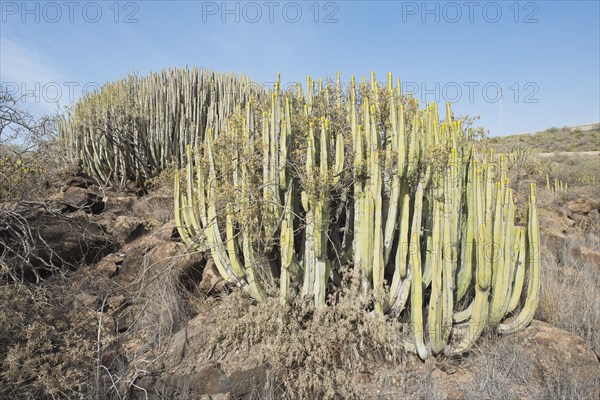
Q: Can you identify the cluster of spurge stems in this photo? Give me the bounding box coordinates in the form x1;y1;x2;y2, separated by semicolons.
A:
174;72;540;358
546;174;568;192
59;68;260;188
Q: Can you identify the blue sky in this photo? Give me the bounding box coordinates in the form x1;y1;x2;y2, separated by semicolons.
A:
1;0;599;135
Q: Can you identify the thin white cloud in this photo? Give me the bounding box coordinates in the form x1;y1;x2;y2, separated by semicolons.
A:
0;36;67;114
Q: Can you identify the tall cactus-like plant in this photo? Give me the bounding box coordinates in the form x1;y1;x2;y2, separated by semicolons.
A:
173;72;541;358
59;67;264;188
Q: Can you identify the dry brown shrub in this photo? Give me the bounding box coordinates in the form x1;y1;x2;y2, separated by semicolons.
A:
202;270;414;400
0;282;98;399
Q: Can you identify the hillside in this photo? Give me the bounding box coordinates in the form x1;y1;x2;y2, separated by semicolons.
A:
2;79;599;399
1;164;599;399
486;123;600;154
484;123;600;190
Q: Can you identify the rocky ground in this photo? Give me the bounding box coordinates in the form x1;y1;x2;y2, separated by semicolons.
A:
1;168;599;399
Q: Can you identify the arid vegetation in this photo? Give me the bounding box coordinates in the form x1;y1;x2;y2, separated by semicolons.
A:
486;124;599;154
1;73;599;399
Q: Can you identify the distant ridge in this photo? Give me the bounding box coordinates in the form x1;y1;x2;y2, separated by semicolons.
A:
510;122;599;137
488;122;599;153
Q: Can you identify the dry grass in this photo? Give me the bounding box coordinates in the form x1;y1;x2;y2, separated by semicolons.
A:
538;363;600;400
130;252;195;349
456;332;599;400
459;335;538;400
536;243;600;354
132;194;175;228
